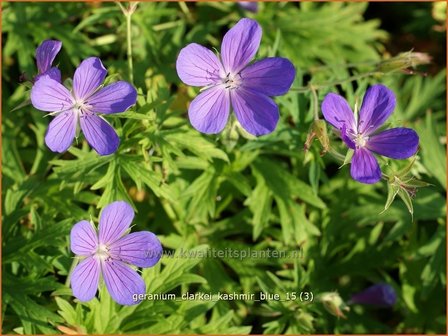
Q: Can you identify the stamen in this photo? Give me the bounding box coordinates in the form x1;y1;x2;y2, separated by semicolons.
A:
222;72;242;90
95;243;110;260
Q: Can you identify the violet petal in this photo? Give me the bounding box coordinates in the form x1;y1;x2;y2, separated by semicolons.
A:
73;57;107;101
231;88;279;136
44;110;77;153
35;40;62;75
341;124;356;150
70;256;100;302
241;57;295;96
221;18;262;74
70;220;98;256
238;2;258;13
87;81;137;114
31;75;73;112
35;67;61;83
101;259;145;305
176;43;224;86
350;147;381;184
109;231;162;268
350;283;397;307
367;127;419;159
79;113;119;156
98;201;134;245
321;92;356;132
358;84;396;135
188;85;230;134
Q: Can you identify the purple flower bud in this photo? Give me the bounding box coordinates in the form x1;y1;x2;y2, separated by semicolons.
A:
350;283;397;307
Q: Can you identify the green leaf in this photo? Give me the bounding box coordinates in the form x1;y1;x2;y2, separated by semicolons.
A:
415;111;446;189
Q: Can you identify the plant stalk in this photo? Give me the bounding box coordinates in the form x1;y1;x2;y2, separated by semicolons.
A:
291;71;380;93
117;2;138;84
126;9;134;84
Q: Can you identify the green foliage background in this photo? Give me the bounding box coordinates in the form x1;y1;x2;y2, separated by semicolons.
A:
2;1;446;334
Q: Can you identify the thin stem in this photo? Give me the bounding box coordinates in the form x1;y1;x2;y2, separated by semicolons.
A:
308;59;382;73
117;2;137;84
178;2;193;22
309;85;319;121
328;147;347;163
290;71;381;93
126;10;134;84
116;1;126;13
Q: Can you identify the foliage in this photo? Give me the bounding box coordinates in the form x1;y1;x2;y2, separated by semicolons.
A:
2;2;446;334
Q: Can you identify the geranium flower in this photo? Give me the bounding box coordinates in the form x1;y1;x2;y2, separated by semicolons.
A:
176;18;295;136
35;39;62;82
349;283;397;307
30;57;137;155
322;84;419;184
70;201;162;305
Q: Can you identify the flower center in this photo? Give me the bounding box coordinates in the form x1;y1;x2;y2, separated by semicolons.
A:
95;243;110;260
354;133;369;148
223;73;242;90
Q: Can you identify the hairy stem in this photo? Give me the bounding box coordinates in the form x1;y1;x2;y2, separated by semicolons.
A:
309;85;319;121
126;9;134;84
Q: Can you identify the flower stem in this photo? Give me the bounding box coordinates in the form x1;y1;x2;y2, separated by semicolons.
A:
290;71;381;93
309;85;319;121
126;13;134;84
328;147;347;163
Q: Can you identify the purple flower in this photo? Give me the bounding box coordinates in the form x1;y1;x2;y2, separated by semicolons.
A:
238;2;258;13
30;57;137;155
70;201;162;305
176;18;295;136
322;84;419;184
35;39;62;83
350;283;397;307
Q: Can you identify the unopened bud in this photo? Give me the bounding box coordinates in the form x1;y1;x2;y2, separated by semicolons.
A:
376;51;431;74
297;311;314;330
304;119;330;154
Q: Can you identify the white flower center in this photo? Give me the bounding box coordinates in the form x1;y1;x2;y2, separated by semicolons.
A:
95;243;110;261
223;73;242;90
73;99;91;115
354;133;369;148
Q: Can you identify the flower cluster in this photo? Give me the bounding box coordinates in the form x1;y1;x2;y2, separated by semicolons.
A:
26;16;420;307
